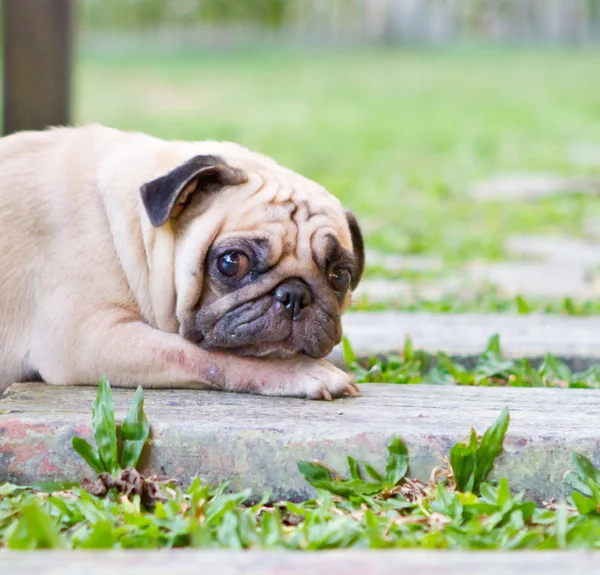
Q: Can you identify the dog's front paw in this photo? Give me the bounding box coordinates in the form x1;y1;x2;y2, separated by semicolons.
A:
254;356;360;400
297;358;360;400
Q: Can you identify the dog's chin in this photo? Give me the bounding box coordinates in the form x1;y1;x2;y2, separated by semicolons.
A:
199;340;302;359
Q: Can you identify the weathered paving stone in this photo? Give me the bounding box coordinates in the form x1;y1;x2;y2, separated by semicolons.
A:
336;312;600;368
584;216;600;242
470;173;600;201
353;278;413;302
569;142;600;167
356;258;600;304
466;261;596;298
2;550;600;575
353;277;476;304
2;382;600;502
341;311;600;359
506;235;600;268
365;249;444;273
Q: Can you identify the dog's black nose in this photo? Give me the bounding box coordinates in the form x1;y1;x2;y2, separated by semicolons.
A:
274;278;313;320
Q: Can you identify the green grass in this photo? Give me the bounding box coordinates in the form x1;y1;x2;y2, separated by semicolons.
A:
353;293;600;316
3;382;600;549
76;47;600;263
343;334;600;388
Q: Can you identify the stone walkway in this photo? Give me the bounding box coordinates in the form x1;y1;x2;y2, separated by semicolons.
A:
335;312;600;368
3;172;600;566
3;550;600;575
2;381;600;502
357;171;600;305
469;173;600;201
358;234;600;304
2;310;600;499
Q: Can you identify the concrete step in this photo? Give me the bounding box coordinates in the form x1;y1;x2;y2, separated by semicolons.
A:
2;550;600;575
335;312;600;370
2;382;599;502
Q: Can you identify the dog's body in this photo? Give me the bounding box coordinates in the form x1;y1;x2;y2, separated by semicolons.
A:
0;125;363;399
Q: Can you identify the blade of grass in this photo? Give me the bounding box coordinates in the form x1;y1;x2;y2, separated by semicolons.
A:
120;386;150;470
72;437;105;474
92;377;120;475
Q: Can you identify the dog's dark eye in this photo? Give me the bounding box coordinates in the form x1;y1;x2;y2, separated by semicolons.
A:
328;264;351;292
217;252;250;280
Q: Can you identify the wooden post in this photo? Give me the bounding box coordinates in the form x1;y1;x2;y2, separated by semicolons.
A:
3;0;73;135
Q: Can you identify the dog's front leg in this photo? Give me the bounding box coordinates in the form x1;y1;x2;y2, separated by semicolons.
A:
34;320;358;400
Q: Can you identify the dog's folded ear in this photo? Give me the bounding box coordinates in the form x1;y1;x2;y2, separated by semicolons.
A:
141;155;247;227
345;210;365;290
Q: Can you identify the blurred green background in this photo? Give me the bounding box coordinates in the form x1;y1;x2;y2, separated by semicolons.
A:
67;1;600;311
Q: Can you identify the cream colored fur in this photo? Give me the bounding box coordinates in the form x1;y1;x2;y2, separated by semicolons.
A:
0;125;357;399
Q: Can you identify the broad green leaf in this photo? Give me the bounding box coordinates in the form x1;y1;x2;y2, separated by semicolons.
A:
92;377;120;475
555;502;568;548
361;462;384;485
249;490;272;514
0;483;24;496
189;520;213;548
72;437;105;474
473;407;510;491
120;386;150;470
496;477;511;507
7;499;65;549
474;354;515;382
362;508;389;548
259;508;282;547
437;352;467;380
515;295;531;314
572;453;600;486
205;490;251;525
572;491;597;515
341;336;356;365
485;334;502;356
450;429;477;492
540;354;572;383
479;482;498;505
563;298;577;316
384;436;408;486
297;461;331;485
565;470;593;498
403;336;414;361
347;456;360;481
430;485;463;521
79;519;116;549
216;511;243;549
589;477;600;506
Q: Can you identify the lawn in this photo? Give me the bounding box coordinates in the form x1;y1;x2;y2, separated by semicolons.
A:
75;46;600;307
3;381;600;550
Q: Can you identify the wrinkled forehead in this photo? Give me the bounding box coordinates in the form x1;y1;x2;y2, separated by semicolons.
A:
213;168;353;264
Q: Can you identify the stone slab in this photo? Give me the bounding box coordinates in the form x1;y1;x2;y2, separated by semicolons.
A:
470;173;600;201
584;216;600;242
466;261;595;298
337;312;600;369
506;235;600;268
354;263;600;302
364;249;444;273
353;277;473;304
569;142;600;167
2;550;600;575
353;278;413;302
2;382;600;502
355;259;600;304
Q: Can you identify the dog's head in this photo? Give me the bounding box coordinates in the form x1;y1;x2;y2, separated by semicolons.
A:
140;148;364;359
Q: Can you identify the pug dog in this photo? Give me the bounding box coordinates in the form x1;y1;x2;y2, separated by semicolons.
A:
0;124;364;400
